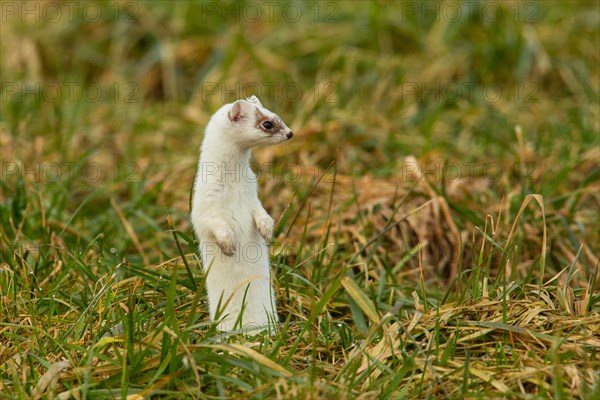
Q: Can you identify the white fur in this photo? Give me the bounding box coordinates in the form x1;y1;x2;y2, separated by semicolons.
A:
191;96;292;332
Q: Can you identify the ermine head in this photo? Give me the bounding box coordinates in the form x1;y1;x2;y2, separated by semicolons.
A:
210;96;293;149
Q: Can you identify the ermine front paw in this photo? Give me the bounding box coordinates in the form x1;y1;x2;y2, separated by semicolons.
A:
214;226;236;256
254;215;274;241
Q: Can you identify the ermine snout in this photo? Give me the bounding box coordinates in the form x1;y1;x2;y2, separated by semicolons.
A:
286;131;293;139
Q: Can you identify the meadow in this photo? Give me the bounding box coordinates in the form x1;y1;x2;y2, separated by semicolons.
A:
1;1;599;398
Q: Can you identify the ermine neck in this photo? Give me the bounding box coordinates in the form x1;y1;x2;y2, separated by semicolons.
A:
201;137;251;183
203;142;250;164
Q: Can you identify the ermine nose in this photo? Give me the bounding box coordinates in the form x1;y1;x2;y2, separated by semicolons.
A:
286;131;293;139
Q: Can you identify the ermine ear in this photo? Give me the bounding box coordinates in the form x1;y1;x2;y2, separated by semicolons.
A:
247;95;263;107
228;100;247;122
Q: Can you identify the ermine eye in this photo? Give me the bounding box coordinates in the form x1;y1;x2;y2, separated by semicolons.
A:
262;121;273;130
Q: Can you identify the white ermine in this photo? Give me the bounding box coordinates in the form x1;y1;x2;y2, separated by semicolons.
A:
191;96;293;332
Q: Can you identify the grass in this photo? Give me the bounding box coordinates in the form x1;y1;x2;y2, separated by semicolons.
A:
1;0;599;398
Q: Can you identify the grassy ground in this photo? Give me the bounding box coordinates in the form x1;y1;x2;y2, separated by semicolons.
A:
1;1;599;398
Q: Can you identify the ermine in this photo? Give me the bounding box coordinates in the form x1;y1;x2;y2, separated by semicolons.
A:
191;96;293;332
